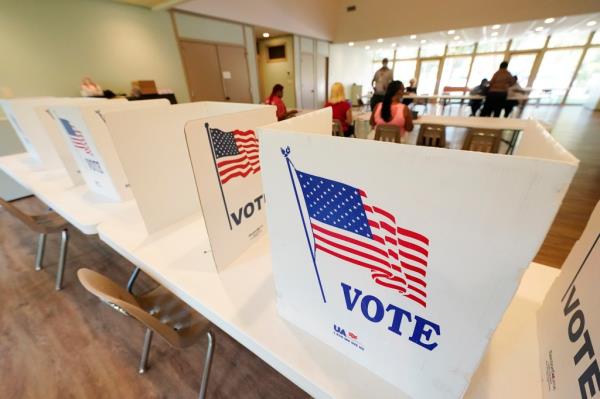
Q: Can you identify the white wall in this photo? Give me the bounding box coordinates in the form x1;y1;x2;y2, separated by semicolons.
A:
175;0;337;40
258;36;297;108
328;44;374;100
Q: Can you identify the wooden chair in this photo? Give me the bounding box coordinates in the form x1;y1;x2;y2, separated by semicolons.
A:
462;128;502;153
0;197;69;290
417;124;446;148
332;119;344;137
77;268;214;399
374;124;401;143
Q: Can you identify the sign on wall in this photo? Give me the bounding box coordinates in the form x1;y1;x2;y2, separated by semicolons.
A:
537;201;600;399
258;129;577;398
184;107;276;270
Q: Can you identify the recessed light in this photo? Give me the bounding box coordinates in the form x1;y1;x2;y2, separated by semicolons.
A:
410;34;417;39
535;26;544;32
447;30;455;34
348;42;354;46
453;35;460;40
365;45;370;50
262;32;270;38
391;43;397;47
377;38;383;43
492;24;501;30
544;18;555;24
587;20;597;27
420;39;427;44
491;32;498;37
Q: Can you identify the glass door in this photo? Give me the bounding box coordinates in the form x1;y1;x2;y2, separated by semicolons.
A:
417;59;441;95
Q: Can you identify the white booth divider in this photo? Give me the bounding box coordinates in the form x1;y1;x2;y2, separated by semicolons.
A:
49;99;170;202
265;108;333;135
257;115;578;398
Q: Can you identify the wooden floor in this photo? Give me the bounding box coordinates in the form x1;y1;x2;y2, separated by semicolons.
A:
0;105;597;398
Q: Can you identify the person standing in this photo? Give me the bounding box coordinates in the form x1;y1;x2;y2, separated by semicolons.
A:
481;61;515;117
370;58;393;111
469;78;489;116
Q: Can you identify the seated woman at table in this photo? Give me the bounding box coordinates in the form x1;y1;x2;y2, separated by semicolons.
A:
402;78;417;105
265;84;298;121
370;80;414;135
469;78;489;116
324;82;354;137
504;75;526;117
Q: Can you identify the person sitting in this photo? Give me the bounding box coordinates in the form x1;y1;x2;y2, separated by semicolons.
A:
370;80;414;136
469;79;489;116
265;84;297;121
504;75;526;117
481;61;515;117
324;82;354;137
80;77;103;97
402;78;418;105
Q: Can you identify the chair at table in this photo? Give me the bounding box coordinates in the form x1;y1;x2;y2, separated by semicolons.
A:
77;268;215;399
416;124;446;148
0;197;69;290
332;119;344;137
374;124;401;143
462;128;502;153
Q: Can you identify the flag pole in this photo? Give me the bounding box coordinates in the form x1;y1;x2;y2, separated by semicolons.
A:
282;147;327;303
205;123;233;230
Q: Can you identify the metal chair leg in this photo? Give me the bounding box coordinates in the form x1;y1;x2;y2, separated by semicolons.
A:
127;267;141;294
55;229;69;291
139;328;153;374
199;330;215;399
35;233;47;271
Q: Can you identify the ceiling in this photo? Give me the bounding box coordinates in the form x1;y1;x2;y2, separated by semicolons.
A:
347;12;600;49
253;26;291;40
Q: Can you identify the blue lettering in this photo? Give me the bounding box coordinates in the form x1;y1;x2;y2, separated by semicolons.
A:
409;316;441;351
386;304;412;335
361;295;384;322
341;283;362;311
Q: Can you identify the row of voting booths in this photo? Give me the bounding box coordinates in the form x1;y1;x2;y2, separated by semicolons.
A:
1;95;597;399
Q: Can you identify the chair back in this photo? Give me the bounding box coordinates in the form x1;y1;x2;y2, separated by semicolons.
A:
374;124;401;143
417;124;446;148
78;268;184;347
462;128;502;153
332;119;344;136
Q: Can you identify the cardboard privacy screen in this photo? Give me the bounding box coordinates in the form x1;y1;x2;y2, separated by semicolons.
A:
258;128;577;398
185;105;276;270
49;99;169;201
537;201;600;399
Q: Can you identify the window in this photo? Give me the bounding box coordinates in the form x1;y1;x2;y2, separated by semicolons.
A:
393;60;417;84
468;54;505;87
477;40;508;53
373;48;394;61
394;46;418;59
417;60;440;94
420;43;445;57
548;30;590;48
532;48;583;104
566;48;600;104
593;31;600;45
447;42;475;55
439;56;471;91
507;54;537;86
511;34;547;50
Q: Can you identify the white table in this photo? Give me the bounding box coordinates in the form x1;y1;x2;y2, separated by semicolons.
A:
0;153;136;234
97;204;557;399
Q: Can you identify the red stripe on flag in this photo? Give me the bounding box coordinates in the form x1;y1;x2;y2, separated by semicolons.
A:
400;261;427;277
397;227;429;245
399;249;428;267
313;233;391;270
311;223;389;259
398;238;429;257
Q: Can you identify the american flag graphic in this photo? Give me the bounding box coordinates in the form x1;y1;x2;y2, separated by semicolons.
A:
59;118;93;155
296;170;430;308
208;127;260;185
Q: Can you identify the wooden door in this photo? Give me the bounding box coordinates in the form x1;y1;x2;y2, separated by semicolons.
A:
217;45;252;103
179;40;225;102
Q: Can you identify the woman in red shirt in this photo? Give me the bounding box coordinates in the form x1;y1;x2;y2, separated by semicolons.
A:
324;82;354;137
265;84;297;121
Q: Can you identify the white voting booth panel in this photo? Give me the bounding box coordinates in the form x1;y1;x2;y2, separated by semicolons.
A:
537;201;600;399
257;116;578;398
185;105;277;270
266;107;333;135
49;100;169;202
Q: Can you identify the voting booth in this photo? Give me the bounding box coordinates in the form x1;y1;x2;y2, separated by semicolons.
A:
537;201;600;399
257;115;578;398
49;99;169;202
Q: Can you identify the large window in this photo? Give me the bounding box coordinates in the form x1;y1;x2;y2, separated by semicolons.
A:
566;48;600;104
532;49;583;104
395;46;418;59
420;43;445;57
393;60;417;84
417;60;440;94
548;30;590;48
593;31;600;45
439;56;471;91
468;54;505;87
447;42;475;55
477;39;508;53
511;34;547;51
507;53;537;86
372;48;394;61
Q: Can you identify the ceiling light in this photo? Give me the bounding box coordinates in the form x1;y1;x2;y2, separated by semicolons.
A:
447;29;455;34
377;38;383;43
348;42;354;46
492;24;501;30
420;39;427;44
391;43;397;47
410;34;417;39
365;45;370;50
262;32;270;38
544;18;555;24
491;32;498;37
587;20;597;27
535;26;544;32
454;35;460;40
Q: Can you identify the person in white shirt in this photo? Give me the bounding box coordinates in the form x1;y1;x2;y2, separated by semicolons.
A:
370;58;393;111
504;75;526;117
